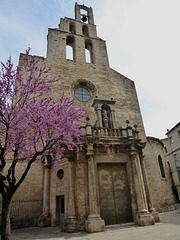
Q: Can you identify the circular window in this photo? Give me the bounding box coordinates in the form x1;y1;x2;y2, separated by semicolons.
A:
74;87;91;102
57;169;64;180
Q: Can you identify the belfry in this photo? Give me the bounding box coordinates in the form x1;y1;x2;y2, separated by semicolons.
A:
13;3;175;232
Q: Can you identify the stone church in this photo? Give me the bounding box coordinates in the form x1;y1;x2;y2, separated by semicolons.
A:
4;3;175;232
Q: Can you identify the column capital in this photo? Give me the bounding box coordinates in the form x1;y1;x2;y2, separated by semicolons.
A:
129;151;138;160
128;144;138;159
86;143;94;156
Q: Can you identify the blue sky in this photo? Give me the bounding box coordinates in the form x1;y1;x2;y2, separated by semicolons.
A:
0;0;180;139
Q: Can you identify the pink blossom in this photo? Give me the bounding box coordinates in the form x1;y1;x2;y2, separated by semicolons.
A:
0;49;87;170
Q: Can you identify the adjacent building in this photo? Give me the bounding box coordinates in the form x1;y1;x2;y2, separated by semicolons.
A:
162;122;180;202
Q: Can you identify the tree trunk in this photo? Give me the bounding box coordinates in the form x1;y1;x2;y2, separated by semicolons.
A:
1;198;11;240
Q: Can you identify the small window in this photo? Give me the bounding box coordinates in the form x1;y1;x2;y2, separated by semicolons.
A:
69;22;76;34
85;49;91;63
164;146;167;153
74;87;91;102
57;169;64;179
73;81;95;103
66;35;75;61
158;155;166;178
82;25;89;37
170;136;173;144
85;40;93;64
66;45;73;60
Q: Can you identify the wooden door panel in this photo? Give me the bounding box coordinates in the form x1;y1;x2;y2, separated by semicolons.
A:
98;163;133;225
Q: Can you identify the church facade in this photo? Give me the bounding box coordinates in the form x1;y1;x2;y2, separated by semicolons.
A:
5;3;175;232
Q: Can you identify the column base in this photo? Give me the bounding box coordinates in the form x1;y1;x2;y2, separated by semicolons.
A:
37;214;51;227
150;208;160;222
137;209;155;226
61;216;78;233
85;214;105;233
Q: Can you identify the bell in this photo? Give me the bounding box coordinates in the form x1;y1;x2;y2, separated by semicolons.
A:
81;14;88;22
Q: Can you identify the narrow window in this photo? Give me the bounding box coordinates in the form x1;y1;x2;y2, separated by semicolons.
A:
69;22;76;34
66;45;73;60
85;40;93;63
164;146;167;153
66;36;75;61
158;155;165;178
170;136;173;144
85;49;91;63
82;25;89;37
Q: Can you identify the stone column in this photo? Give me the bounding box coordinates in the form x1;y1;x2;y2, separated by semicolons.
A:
88;7;94;25
38;156;51;227
85;143;105;232
96;105;103;128
62;160;78;232
111;108;117;129
140;155;160;222
129;147;155;226
75;3;81;21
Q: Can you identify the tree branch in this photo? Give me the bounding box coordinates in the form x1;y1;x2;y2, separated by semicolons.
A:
7;147;18;187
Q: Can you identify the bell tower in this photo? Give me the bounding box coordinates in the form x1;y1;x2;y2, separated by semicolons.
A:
75;3;94;24
46;3;109;66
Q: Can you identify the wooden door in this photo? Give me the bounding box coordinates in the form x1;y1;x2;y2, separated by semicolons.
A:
98;163;133;225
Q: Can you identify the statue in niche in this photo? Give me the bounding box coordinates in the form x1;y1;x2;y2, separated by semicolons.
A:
102;109;109;128
101;104;112;128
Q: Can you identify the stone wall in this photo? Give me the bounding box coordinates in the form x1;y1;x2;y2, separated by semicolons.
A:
144;137;176;212
0;161;43;227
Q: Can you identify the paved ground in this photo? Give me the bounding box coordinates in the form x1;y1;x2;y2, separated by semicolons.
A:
12;204;180;240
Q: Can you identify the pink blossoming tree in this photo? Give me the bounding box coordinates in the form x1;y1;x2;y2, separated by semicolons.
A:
0;49;86;240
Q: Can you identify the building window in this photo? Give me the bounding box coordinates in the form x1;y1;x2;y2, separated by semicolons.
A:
69;22;76;34
57;169;64;180
66;35;75;61
85;40;93;63
82;25;89;37
66;45;73;60
73;80;95;103
158;155;166;178
169;136;173;144
85;49;91;63
74;87;91;102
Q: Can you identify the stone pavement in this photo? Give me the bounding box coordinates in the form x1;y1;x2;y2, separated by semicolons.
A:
12;204;180;240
